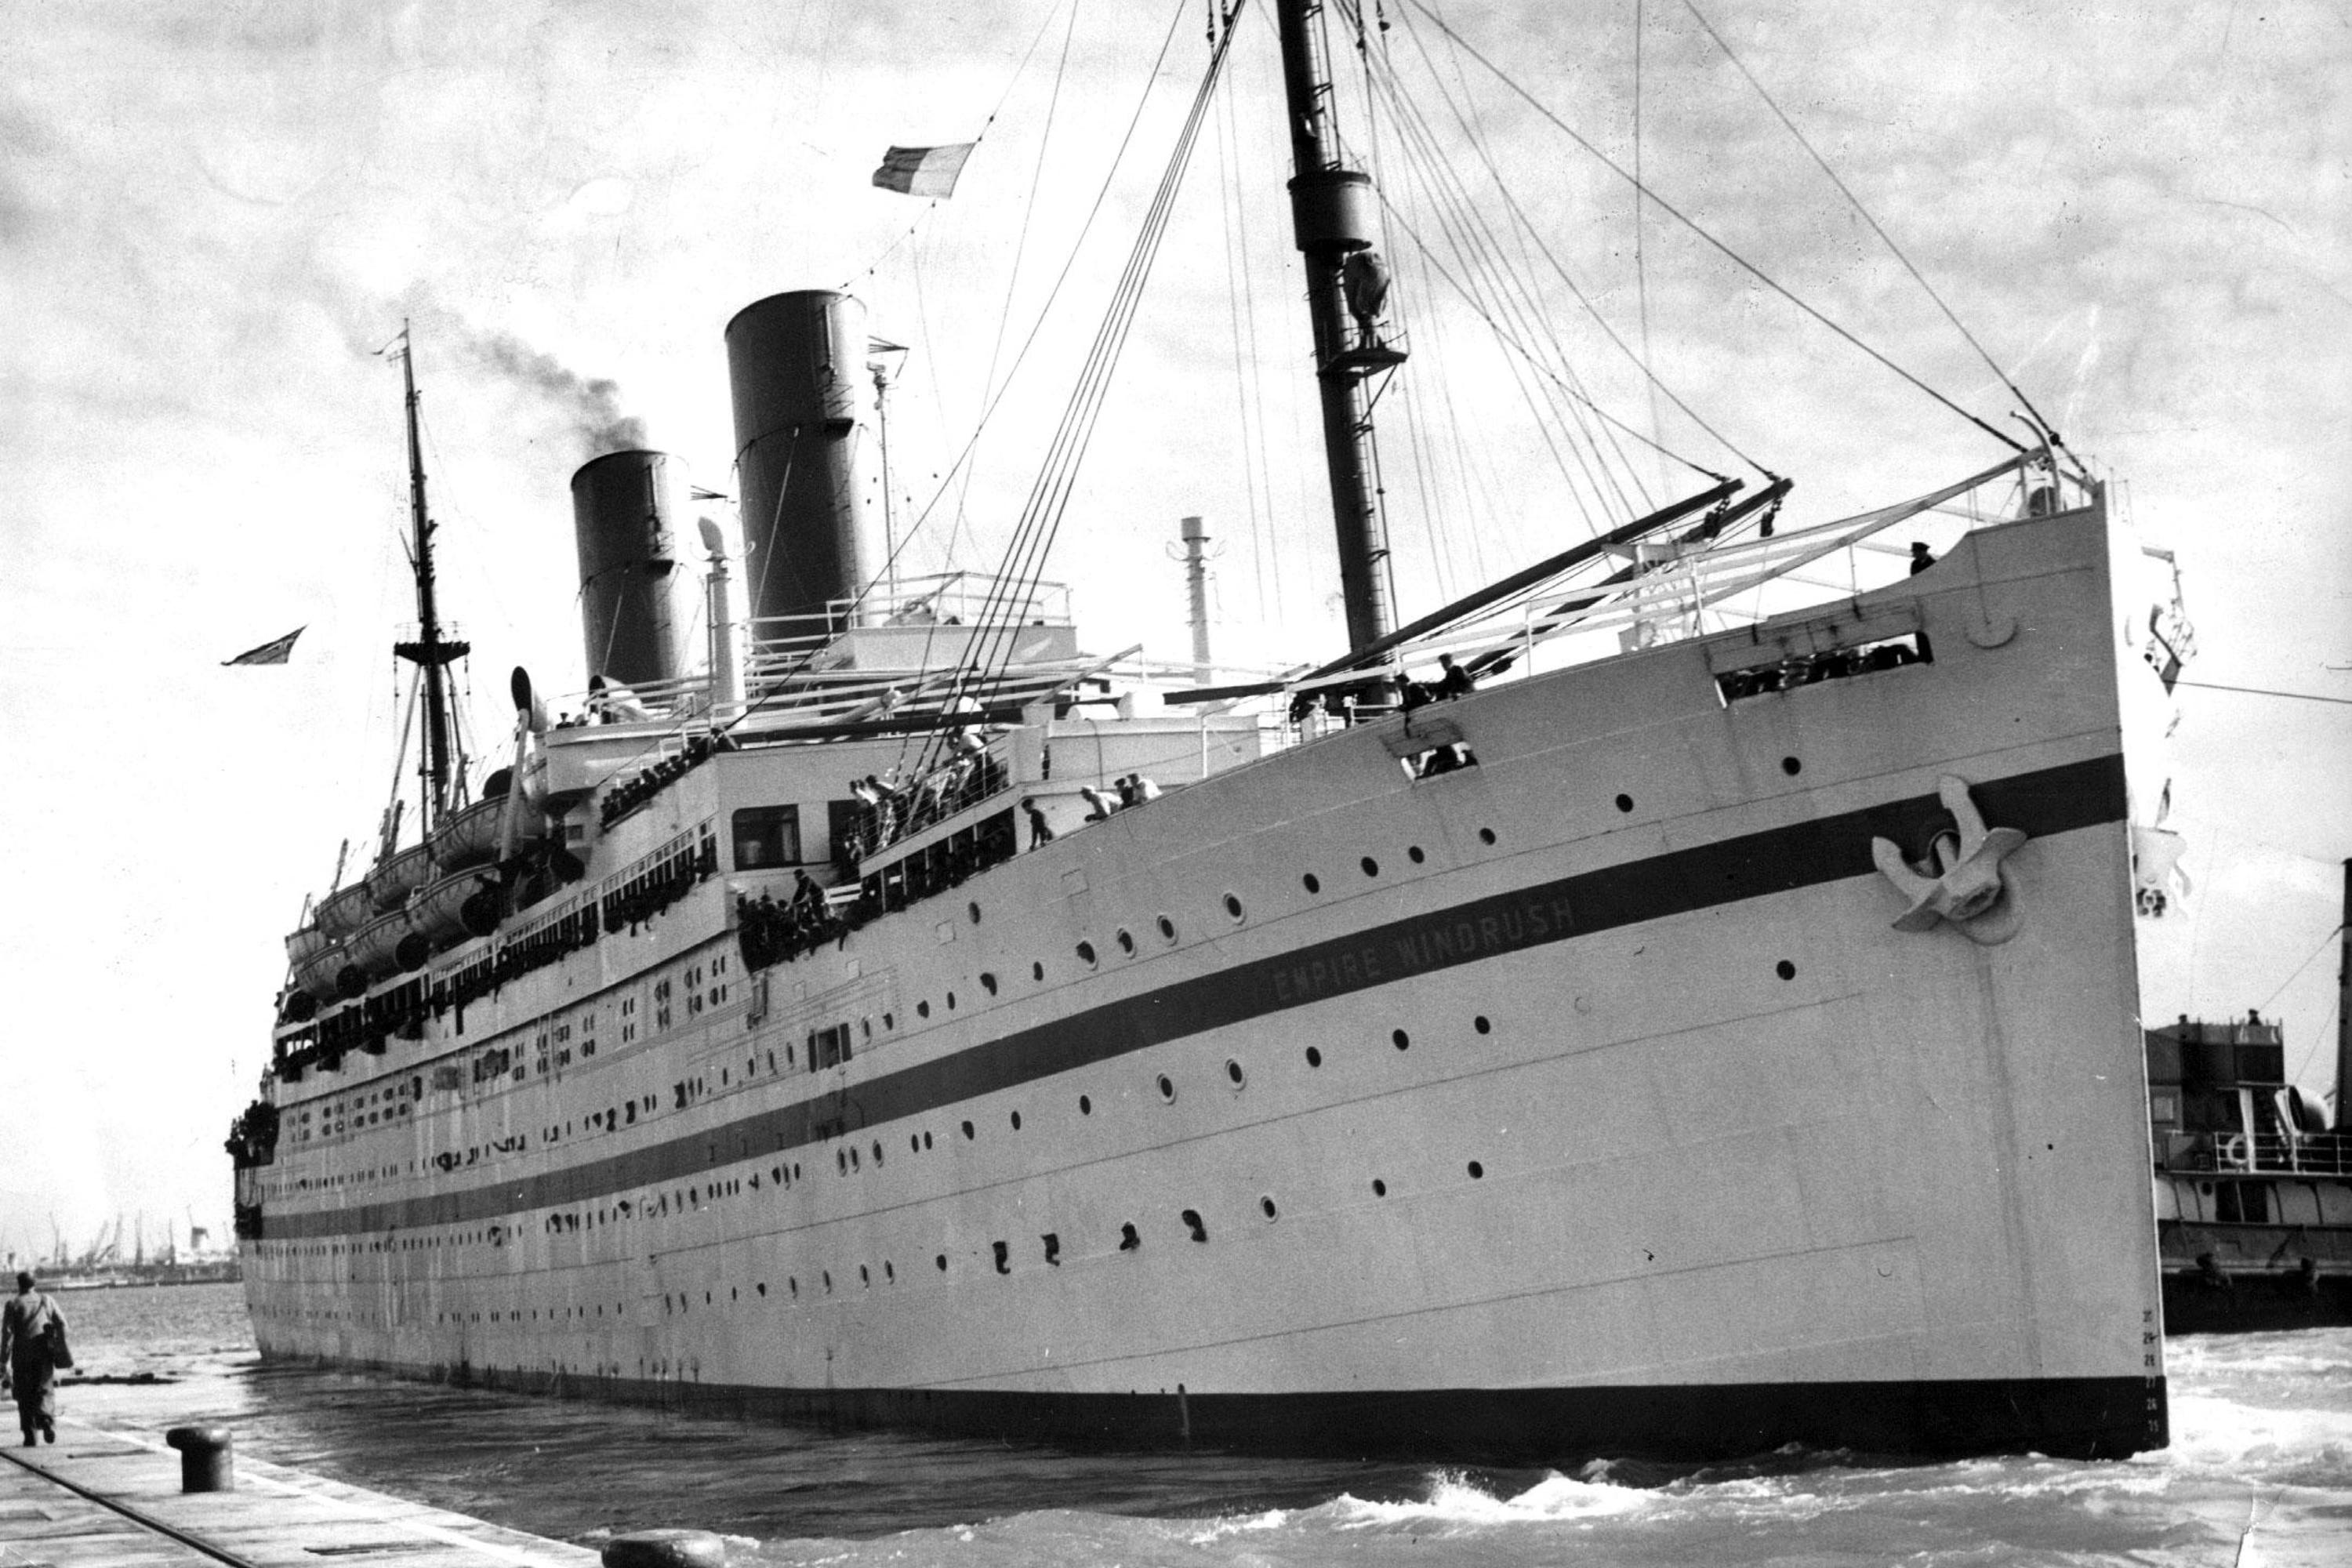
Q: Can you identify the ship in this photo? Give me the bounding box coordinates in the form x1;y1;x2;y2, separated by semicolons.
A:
2145;875;2352;1331
229;1;2172;1463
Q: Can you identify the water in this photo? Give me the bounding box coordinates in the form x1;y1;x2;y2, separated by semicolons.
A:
50;1283;2352;1565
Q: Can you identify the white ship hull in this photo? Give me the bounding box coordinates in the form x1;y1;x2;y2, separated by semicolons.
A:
236;503;2166;1461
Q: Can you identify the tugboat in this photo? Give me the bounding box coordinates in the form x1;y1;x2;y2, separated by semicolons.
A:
2147;866;2352;1331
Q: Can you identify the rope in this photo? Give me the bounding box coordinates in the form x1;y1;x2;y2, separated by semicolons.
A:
842;0;1196;612
1398;0;2027;456
1678;0;2063;445
913;0;1250;775
836;0;1077;291
1374;13;1769;479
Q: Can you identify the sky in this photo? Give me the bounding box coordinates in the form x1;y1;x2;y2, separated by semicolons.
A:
0;0;2345;1264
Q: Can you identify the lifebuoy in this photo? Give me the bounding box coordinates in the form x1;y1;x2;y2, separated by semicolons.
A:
2220;1133;2250;1168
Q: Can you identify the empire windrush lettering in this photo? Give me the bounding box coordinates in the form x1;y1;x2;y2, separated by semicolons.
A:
1272;894;1578;1006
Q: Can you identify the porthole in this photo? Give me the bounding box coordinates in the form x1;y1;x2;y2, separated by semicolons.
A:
1371;1178;1388;1196
1224;892;1245;920
1781;756;1802;776
1303;873;1321;894
1776;960;1797;981
1157;914;1178;942
1259;1196;1279;1221
1614;793;1634;813
1305;1046;1323;1068
935;1254;948;1272
1360;856;1379;877
1478;827;1497;845
981;972;999;996
1156;1073;1177;1103
1407;845;1425;864
922;1131;933;1150
1468;1160;1485;1179
1010;1111;1022;1131
968;900;983;924
1076;941;1098;967
1079;1094;1093;1115
916;1000;931;1018
909;1134;920;1154
946;991;956;1010
883;1012;895;1029
1473;1015;1491;1035
1116;928;1135;956
1225;1058;1246;1088
1392;1029;1410;1051
1033;961;1046;982
960;1120;975;1140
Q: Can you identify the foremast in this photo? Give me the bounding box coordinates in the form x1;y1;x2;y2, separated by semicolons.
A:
390;325;470;837
1273;0;1399;653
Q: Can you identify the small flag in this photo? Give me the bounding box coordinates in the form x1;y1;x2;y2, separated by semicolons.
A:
872;143;975;199
223;626;304;666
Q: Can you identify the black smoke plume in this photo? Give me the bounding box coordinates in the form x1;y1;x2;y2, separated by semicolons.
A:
471;331;648;459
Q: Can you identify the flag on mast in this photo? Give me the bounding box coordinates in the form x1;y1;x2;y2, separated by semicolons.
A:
223;627;304;666
872;144;975;198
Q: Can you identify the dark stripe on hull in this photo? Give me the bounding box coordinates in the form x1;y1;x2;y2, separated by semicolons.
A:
258;1348;2167;1462
263;752;2128;1240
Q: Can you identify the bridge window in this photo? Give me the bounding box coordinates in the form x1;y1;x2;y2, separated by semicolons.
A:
732;805;801;870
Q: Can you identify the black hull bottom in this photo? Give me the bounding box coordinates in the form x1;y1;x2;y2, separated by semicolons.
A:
2163;1271;2352;1335
258;1352;2165;1465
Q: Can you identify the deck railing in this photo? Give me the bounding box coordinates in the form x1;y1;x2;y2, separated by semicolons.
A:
2161;1129;2352;1177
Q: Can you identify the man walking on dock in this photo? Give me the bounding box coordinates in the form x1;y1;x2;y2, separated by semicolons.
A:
0;1271;66;1446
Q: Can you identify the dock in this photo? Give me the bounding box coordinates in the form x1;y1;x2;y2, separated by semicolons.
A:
0;1419;596;1568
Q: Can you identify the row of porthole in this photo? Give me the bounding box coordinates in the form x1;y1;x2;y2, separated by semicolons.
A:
1606;758;1801;819
516;1161;1502;1316
273;1144;1500;1323
830;1016;1505;1176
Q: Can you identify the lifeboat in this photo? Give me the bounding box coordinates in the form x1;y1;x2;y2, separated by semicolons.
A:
428;796;504;872
290;939;346;1004
344;906;413;983
365;842;434;913
285;924;332;967
410;866;503;949
315;882;375;940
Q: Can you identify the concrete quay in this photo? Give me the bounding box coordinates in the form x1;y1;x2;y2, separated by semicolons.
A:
0;1419;597;1568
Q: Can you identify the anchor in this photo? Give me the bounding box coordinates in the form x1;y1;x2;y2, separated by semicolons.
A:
1871;775;2027;944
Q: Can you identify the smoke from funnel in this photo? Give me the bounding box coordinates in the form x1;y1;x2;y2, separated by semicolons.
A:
471;331;648;458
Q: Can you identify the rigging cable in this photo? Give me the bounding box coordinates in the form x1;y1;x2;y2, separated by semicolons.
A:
1398;0;2027;455
837;0;1080;292
1350;19;1660;523
1383;3;1767;482
1212;20;1275;621
945;0;1085;576
1677;0;2066;447
898;0;1249;784
1632;0;1668;488
841;0;1197;617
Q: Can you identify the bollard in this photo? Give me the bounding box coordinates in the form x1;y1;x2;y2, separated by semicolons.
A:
601;1530;728;1568
163;1426;234;1493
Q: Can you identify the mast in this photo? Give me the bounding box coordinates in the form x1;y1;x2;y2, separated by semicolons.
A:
1273;0;1399;653
391;324;470;840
